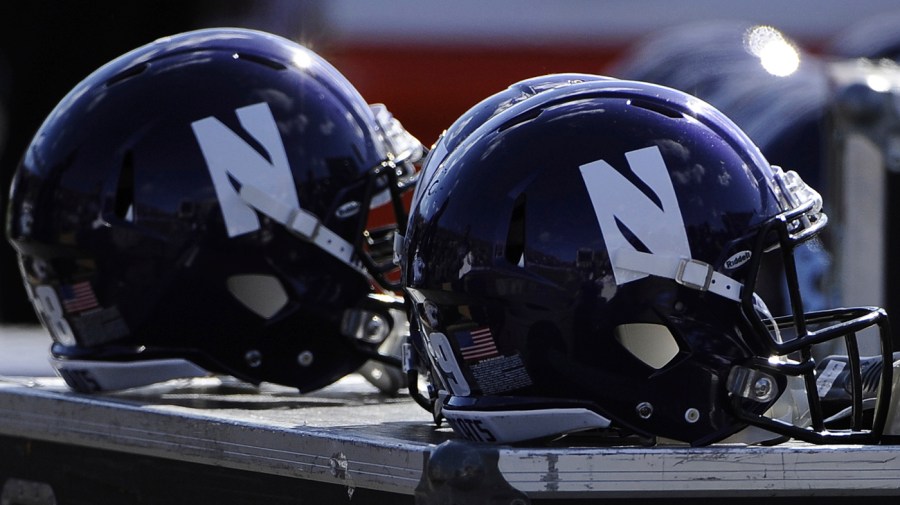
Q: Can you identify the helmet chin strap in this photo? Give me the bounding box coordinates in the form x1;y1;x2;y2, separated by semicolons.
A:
238;183;362;269
614;249;744;302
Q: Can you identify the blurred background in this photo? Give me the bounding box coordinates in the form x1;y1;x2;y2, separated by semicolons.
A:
4;0;900;325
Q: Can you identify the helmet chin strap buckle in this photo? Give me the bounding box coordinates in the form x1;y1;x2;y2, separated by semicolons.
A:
675;258;715;291
615;249;744;302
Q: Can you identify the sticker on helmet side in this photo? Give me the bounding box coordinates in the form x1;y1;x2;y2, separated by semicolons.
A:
335;201;361;219
469;354;532;395
28;284;76;346
579;146;691;286
426;332;472;396
454;326;499;360
192;102;300;238
426;326;534;397
446;417;497;442
725;250;752;270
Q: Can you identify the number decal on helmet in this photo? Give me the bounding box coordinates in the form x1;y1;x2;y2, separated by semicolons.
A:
192;102;300;237
579;146;691;286
426;332;472;396
29;285;77;346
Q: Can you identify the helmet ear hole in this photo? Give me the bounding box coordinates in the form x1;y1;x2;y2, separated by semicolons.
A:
614;323;680;370
504;194;526;266
227;274;288;319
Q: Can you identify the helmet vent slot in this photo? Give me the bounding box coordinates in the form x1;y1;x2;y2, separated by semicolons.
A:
106;63;149;87
629;99;684;119
114;152;136;221
504;194;526;266
236;52;287;71
498;108;542;133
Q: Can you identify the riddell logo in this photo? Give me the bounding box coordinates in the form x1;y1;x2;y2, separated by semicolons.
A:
725;251;751;270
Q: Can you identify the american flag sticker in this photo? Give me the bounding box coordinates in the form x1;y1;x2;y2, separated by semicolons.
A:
59;281;100;314
455;326;499;361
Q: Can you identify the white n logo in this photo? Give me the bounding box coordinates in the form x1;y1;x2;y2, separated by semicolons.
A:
191;102;299;237
579;146;690;285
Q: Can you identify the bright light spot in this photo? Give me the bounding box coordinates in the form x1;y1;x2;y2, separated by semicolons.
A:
867;74;892;92
745;26;800;77
685;97;708;116
291;49;313;69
